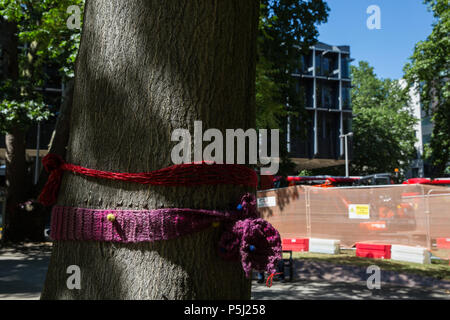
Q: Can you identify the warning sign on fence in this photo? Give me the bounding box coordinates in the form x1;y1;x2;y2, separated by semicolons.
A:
257;196;276;208
349;204;370;219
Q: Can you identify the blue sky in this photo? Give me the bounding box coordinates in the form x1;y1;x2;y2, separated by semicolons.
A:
317;0;436;80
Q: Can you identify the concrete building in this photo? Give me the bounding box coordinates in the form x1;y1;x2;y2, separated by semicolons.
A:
401;80;436;178
288;42;354;170
402;81;425;178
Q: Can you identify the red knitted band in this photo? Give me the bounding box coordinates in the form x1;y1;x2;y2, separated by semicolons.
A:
38;154;258;206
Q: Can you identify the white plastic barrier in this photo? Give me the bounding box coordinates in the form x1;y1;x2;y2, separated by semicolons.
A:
309;238;341;255
391;245;431;264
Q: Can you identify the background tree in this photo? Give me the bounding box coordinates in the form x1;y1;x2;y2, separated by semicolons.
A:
41;0;260;300
404;0;449;177
0;0;82;241
256;0;329;175
351;61;417;176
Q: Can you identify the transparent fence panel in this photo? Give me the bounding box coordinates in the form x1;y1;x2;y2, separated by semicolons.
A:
257;186;308;239
307;185;429;248
427;188;450;239
258;184;450;250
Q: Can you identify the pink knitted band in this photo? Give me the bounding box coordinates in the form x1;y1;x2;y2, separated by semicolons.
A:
49;194;282;278
50;206;241;243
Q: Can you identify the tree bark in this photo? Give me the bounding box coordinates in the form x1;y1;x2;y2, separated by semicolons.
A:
1;18;36;242
3;129;30;242
41;0;259;300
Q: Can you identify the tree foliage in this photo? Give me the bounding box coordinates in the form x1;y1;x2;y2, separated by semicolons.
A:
404;0;450;177
351;61;417;175
0;0;84;132
0;0;83;79
255;54;286;130
0;99;50;132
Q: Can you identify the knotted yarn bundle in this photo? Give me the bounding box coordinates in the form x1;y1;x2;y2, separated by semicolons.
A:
40;154;282;277
218;218;282;278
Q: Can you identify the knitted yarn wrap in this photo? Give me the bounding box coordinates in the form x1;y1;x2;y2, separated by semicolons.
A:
40;154;281;277
39;153;258;207
50;193;282;278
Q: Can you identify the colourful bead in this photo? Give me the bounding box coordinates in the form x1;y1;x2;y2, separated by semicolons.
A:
237;204;243;211
107;214;116;222
249;245;256;252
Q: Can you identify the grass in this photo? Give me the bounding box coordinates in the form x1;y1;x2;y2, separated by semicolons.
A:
284;249;450;281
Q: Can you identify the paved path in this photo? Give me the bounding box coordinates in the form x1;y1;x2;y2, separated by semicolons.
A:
251;280;450;300
0;244;51;300
1;244;449;300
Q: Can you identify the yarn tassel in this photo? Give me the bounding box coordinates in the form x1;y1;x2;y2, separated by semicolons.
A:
38;154;65;206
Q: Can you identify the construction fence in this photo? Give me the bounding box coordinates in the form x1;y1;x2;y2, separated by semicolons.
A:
257;184;450;252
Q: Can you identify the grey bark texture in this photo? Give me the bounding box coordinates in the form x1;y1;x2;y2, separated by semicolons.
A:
3;129;29;241
1;18;31;242
41;0;259;300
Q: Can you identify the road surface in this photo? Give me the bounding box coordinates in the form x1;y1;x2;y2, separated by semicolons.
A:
1;244;449;300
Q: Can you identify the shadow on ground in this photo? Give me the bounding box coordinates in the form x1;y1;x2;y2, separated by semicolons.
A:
1;242;450;300
0;243;52;299
251;279;450;300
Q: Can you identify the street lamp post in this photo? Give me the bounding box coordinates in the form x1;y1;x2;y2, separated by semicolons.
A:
340;132;353;177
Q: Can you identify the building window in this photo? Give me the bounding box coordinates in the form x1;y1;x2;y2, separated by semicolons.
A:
342;84;352;110
323;85;330;109
326;83;339;109
315;53;322;76
341;56;350;79
301;53;313;75
316;82;322;108
297;55;304;74
298;78;313;108
323;57;330;77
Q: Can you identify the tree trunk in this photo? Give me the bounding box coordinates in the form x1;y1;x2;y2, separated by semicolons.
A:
3;129;30;242
41;0;259;300
1;18;36;242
